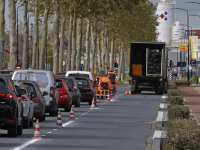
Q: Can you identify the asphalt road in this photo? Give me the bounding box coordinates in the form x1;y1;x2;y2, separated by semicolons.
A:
0;83;161;150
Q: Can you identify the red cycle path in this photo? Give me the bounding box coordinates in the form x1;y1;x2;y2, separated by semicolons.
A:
179;86;200;122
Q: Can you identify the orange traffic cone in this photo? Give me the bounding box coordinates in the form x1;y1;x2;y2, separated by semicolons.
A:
96;97;99;107
33;119;41;139
91;98;96;109
125;90;128;95
107;93;111;102
110;90;114;98
129;90;132;95
56;111;62;127
69;106;74;121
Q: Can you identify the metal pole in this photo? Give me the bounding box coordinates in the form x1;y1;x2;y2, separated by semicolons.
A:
17;8;18;66
27;12;29;69
187;11;190;83
177;48;178;77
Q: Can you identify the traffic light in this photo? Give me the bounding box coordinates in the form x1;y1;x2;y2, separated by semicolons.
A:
170;60;173;67
114;60;117;67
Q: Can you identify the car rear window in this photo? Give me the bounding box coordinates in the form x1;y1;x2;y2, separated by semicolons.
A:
15;73;48;88
65;79;73;89
75;79;89;86
68;74;89;78
0;79;9;93
56;80;63;88
24;83;36;93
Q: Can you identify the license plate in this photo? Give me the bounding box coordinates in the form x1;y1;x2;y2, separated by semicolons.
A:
143;83;150;85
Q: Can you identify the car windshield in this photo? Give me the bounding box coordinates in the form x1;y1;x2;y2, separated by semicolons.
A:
15;73;48;88
65;79;73;89
76;79;89;86
0;79;9;94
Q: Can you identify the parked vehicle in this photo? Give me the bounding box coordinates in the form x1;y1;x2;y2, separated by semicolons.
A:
73;76;96;105
63;77;81;107
22;80;46;122
65;71;94;84
14;81;34;128
0;75;24;137
56;79;72;112
129;42;168;94
12;70;59;116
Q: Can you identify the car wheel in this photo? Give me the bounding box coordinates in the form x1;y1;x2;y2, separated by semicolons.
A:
88;101;92;105
17;119;23;135
23;118;29;129
38;114;43;122
8;117;18;137
29;116;34;127
65;103;71;112
50;109;56;116
75;98;80;107
42;113;46;121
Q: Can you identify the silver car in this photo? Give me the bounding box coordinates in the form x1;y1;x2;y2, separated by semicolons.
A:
14;81;34;128
12;70;59;116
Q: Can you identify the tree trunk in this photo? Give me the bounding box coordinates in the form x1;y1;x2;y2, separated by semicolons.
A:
97;32;101;72
118;43;123;80
0;0;5;70
85;18;91;71
8;0;17;69
106;36;109;72
53;0;59;75
40;6;49;70
110;37;114;71
31;0;38;69
67;8;73;71
101;32;105;73
58;7;65;73
91;25;96;73
71;12;76;70
22;0;28;69
76;17;82;71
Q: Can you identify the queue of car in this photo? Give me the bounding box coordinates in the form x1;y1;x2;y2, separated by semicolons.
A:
0;69;96;137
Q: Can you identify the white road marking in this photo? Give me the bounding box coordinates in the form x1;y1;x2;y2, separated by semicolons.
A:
53;129;57;130
62;121;73;127
41;135;46;137
79;116;82;117
13;139;40;150
47;132;52;133
75;118;79;119
82;114;85;115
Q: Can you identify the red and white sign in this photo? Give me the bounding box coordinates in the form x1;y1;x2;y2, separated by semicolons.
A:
16;65;20;69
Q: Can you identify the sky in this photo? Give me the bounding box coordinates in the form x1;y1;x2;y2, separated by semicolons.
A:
4;0;200;31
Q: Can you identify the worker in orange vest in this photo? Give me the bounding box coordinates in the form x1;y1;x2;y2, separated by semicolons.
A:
98;74;112;92
108;70;118;89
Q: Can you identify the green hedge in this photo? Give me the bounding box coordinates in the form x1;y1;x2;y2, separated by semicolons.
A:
174;80;189;86
165;119;200;150
168;85;178;89
167;96;184;105
167;89;181;97
168;80;176;86
168;105;190;120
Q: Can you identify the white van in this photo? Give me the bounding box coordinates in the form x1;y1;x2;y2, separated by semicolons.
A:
65;71;93;82
12;69;59;116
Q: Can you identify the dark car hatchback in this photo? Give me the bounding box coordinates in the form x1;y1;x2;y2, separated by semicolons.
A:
0;75;24;137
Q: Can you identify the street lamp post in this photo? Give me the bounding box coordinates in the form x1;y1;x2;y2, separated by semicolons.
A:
174;8;190;83
16;5;23;66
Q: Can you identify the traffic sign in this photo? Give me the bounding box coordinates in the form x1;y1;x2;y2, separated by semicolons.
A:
179;44;187;51
178;69;180;73
16;65;20;69
121;73;123;76
184;66;188;70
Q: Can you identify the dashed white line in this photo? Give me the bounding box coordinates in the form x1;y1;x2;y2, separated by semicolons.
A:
62;121;73;127
47;132;52;133
13;139;40;150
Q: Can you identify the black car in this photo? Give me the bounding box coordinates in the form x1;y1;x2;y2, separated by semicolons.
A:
21;80;47;122
73;77;96;105
0;75;25;137
63;77;81;107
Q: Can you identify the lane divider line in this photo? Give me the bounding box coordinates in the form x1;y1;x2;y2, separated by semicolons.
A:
62;121;73;127
13;139;40;150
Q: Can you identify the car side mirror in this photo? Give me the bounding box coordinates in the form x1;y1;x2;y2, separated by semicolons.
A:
43;91;48;96
19;89;26;96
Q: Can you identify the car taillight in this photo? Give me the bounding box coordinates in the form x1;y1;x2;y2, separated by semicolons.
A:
34;95;39;99
21;95;26;101
160;81;163;86
83;86;91;89
63;90;68;97
6;119;13;123
50;86;53;97
130;80;133;85
0;94;5;97
6;93;13;99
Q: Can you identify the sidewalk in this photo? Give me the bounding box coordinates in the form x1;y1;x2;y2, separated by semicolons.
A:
179;86;200;123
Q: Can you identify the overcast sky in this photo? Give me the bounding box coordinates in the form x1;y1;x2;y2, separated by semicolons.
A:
4;0;200;31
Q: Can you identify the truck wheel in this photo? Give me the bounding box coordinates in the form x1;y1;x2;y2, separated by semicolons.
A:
23;118;29;129
17;119;23;135
29;116;34;127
